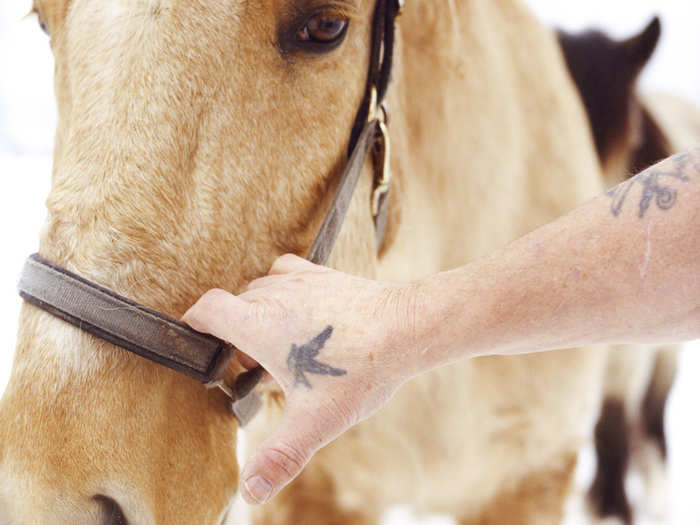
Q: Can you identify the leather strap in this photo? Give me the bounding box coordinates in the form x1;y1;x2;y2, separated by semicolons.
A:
306;119;379;265
18;254;233;384
348;0;401;154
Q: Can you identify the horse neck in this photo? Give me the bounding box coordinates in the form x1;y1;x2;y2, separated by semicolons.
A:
379;0;603;281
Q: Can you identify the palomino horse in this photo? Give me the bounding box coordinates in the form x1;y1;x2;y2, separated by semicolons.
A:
0;1;608;523
560;19;700;523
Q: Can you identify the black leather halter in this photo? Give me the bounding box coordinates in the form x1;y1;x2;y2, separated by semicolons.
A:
17;0;404;425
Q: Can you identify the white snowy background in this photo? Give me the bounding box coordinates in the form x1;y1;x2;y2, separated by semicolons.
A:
1;1;699;524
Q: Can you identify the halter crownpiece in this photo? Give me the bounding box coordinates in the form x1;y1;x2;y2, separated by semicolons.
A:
17;0;404;426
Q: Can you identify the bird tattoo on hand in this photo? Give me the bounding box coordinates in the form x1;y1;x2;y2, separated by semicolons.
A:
287;325;347;389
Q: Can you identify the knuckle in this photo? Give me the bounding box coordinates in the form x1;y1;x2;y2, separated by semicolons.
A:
324;396;359;429
271;254;298;273
245;300;269;325
261;442;308;480
200;288;230;309
278;253;300;265
185;289;229;331
246;297;286;324
203;287;229;299
245;276;269;292
311;392;359;432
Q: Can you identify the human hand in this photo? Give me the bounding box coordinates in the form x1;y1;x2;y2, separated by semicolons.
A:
182;254;419;505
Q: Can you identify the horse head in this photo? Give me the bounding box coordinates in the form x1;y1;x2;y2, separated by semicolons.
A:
558;17;670;181
0;0;394;522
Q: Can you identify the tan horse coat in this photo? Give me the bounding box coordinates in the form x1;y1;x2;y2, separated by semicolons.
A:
1;0;607;523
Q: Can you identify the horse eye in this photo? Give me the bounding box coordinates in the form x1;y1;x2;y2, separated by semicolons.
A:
297;11;348;45
94;495;129;525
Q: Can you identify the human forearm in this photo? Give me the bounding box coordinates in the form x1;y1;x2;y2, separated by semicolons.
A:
182;149;700;505
413;148;700;371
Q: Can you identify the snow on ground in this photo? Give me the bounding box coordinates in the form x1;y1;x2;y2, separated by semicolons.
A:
1;2;699;524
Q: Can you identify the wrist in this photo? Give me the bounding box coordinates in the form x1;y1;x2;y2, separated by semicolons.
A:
385;271;472;379
406;264;494;373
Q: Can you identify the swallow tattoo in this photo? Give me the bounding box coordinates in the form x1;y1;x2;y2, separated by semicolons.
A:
287;325;347;389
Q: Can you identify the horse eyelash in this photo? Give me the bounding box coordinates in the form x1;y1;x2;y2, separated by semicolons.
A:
308;1;362;22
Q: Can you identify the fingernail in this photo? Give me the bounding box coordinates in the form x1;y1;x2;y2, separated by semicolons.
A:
243;475;273;504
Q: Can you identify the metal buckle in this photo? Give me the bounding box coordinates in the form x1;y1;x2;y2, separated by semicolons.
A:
367;85;378;124
204;378;234;400
371;105;391;219
205;376;263;427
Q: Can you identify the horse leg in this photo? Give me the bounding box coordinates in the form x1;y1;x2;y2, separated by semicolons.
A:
640;348;678;460
250;467;377;525
587;345;661;524
588;397;632;524
457;452;578;525
635;346;680;519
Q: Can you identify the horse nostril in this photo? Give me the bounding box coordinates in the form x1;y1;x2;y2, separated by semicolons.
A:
94;495;129;525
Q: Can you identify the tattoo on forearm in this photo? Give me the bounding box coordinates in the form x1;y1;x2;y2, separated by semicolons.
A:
606;170;688;218
606;151;697;218
287;325;347;388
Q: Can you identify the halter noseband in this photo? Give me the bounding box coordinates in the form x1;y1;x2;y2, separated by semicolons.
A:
17;0;404;426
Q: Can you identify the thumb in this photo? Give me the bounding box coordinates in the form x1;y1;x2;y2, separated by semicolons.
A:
239;409;316;505
240;403;349;504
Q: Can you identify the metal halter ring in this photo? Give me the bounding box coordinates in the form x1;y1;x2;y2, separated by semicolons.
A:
371;110;391;219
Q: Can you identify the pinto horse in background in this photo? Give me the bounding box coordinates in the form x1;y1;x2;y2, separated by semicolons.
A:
560;18;700;524
0;1;611;523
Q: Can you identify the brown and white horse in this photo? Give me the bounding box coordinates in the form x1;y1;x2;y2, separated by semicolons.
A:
560;19;700;523
0;1;608;523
